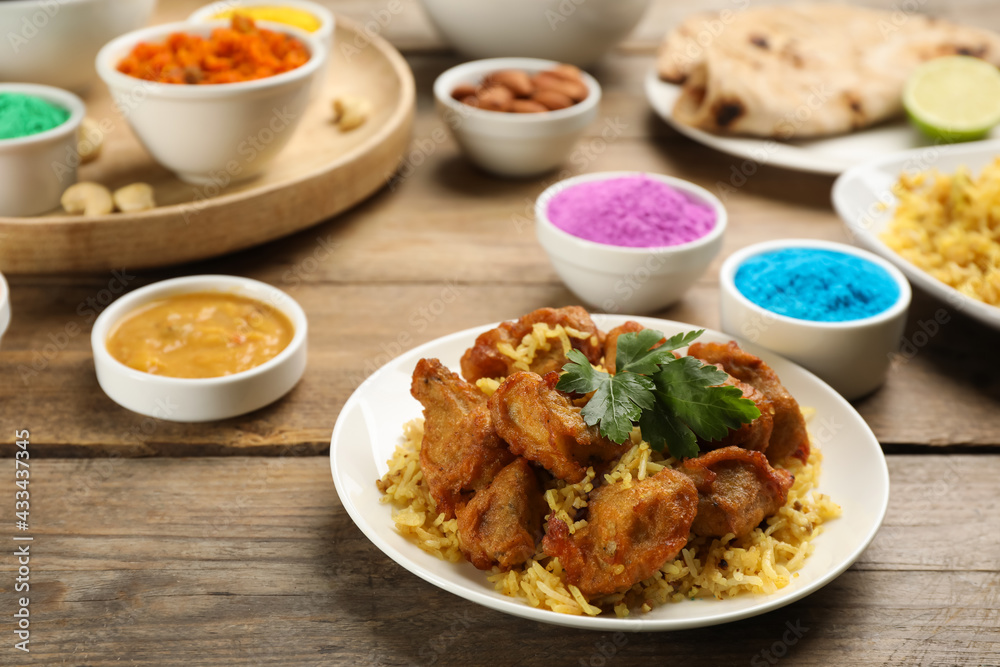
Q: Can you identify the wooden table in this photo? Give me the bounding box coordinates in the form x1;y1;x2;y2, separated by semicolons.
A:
2;1;999;664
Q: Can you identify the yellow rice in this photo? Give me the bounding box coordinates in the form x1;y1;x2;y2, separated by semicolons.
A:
881;157;1000;305
376;324;841;616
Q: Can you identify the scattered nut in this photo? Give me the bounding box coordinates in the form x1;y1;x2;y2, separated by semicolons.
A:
531;89;574;111
77;117;103;164
485;69;534;97
510;99;548;113
113;183;156;213
452;63;589;113
332;95;372;131
61;182;113;216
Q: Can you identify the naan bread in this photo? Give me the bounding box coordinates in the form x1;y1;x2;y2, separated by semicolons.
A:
658;4;1000;138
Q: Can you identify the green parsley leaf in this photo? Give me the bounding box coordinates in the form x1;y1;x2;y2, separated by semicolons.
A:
652;356;762;442
637;406;699;459
615;328;705;375
557;328;760;457
582;372;654;444
556;349;606;395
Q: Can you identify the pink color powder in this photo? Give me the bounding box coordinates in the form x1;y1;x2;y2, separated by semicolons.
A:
546;175;716;248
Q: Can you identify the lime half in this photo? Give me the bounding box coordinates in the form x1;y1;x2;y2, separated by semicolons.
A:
904;55;1000;142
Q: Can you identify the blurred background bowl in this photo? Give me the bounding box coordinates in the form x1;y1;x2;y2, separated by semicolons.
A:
95;19;324;185
434;57;600;177
719;239;912;400
0;0;156;93
188;0;335;86
417;0;651;68
0;83;85;216
535;171;726;314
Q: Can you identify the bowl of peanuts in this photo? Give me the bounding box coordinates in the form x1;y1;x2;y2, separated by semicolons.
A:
433;57;601;177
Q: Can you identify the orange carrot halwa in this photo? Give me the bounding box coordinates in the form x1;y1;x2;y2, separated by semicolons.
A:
116;15;309;85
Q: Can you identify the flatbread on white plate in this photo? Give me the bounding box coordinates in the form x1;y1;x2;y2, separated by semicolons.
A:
658;3;1000;138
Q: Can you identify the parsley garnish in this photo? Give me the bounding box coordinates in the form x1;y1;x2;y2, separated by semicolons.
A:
556;329;761;459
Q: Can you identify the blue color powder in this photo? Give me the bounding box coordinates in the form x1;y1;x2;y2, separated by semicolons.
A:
734;248;900;322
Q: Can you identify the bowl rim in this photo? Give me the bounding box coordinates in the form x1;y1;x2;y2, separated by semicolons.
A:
188;0;335;39
720;238;913;329
0;83;86;149
0;271;9;340
534;170;728;256
433;56;602;124
95;19;325;97
90;274;308;387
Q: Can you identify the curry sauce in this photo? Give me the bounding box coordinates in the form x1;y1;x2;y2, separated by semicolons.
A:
106;292;294;379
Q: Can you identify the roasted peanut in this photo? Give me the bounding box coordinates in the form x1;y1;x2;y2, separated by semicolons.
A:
531;89;574;111
533;72;588;102
460;95;481;108
510;99;548;113
113;183;156;213
61;182;113;216
484;69;534;97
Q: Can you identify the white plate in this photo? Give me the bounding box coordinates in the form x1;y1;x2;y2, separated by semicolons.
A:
645;69;1000;176
330;315;890;630
833;140;1000;331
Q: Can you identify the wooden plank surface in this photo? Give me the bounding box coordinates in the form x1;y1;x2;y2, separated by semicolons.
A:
3;0;1000;452
0;455;996;666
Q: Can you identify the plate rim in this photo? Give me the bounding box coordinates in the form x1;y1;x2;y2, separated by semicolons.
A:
330;314;890;631
832;140;1000;331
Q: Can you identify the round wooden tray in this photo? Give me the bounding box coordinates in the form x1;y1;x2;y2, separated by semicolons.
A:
0;15;414;274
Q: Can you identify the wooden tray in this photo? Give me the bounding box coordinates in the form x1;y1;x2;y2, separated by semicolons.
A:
0;15;414;274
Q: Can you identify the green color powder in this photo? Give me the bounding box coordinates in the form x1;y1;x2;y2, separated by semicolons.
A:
0;93;70;140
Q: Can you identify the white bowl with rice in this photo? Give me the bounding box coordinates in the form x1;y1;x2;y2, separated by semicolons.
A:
834;140;1000;331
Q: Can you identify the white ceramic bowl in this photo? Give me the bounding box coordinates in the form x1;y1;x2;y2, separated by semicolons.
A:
418;0;651;68
535;171;726;314
91;275;308;422
95;20;324;185
719;239;912;401
0;272;9;349
0;83;85;216
434;57;600;177
188;0;334;92
0;0;155;93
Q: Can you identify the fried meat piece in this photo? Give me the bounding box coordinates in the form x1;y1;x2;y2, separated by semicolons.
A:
542;468;698;596
680;446;793;539
460;306;604;383
688;341;809;463
488;371;626;483
411;358;515;518
456;457;544;571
